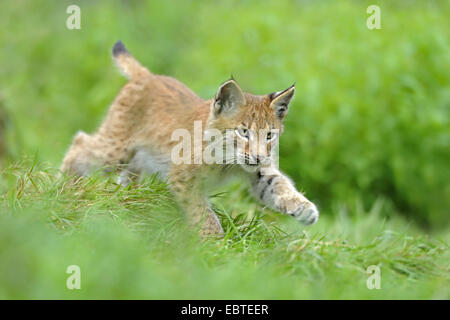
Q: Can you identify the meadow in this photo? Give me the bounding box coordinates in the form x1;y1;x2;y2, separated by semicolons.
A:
0;0;448;299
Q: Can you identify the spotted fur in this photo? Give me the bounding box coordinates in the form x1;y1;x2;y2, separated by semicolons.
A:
61;41;319;237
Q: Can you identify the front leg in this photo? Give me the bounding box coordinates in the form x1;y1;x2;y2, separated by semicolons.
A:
250;166;319;225
169;165;224;238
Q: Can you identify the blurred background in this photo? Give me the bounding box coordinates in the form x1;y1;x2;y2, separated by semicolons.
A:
1;0;448;228
0;0;449;300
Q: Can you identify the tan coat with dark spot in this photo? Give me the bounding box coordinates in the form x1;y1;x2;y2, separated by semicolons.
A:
61;41;319;237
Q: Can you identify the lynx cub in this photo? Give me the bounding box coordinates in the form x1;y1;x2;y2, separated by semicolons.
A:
61;41;319;237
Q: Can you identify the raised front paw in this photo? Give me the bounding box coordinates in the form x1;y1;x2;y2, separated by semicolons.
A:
277;194;319;225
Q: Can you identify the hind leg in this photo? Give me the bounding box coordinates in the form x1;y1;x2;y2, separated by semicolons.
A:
61;131;110;177
117;165;140;186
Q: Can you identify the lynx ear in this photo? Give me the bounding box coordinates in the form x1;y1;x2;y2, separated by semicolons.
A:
213;79;246;117
269;84;295;119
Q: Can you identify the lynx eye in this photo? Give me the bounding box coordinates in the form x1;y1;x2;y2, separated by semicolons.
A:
236;127;249;140
267;131;277;142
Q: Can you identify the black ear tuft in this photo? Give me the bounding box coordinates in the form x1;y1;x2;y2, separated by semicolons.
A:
269;83;295;101
112;40;128;57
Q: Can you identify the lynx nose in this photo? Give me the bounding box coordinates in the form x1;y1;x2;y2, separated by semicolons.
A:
247;155;267;165
244;154;259;165
254;155;271;164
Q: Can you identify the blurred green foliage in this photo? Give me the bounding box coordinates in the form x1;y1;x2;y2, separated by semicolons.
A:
0;163;448;299
1;0;449;229
0;0;449;300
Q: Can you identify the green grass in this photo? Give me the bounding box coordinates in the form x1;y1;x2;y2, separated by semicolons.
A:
0;161;448;299
0;0;449;299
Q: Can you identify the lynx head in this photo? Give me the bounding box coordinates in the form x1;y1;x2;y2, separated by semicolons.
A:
206;78;295;171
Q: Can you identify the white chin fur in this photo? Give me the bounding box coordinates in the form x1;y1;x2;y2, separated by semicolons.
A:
240;164;260;172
